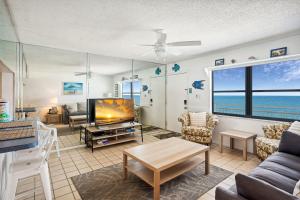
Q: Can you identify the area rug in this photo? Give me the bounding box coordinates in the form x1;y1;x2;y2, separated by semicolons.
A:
143;127;181;140
71;162;233;200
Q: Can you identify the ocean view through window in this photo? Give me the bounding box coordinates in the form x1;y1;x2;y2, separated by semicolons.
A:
122;80;141;106
213;59;300;121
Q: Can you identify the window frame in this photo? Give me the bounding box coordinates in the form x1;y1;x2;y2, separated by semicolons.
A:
212;64;300;122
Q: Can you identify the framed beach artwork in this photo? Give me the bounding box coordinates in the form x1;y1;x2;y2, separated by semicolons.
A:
63;82;83;95
215;58;225;66
270;47;287;57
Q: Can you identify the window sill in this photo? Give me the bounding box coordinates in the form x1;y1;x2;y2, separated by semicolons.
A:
213;113;294;123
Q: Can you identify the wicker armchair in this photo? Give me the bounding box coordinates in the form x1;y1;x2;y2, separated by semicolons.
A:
178;112;218;145
255;123;291;160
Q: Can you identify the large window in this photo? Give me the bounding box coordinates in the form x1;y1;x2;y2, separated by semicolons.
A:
213;59;300;121
213;68;246;115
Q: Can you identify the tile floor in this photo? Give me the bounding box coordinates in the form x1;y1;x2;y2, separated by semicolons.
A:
15;133;261;200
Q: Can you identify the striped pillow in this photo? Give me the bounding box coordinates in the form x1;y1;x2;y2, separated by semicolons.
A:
288;121;300;135
189;112;207;127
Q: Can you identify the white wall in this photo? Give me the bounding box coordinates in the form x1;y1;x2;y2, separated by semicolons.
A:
167;34;300;153
0;72;14;120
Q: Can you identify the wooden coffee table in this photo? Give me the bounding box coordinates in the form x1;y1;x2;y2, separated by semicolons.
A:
123;137;210;200
219;130;257;161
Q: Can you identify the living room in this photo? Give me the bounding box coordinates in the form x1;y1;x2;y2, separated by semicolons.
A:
0;1;300;200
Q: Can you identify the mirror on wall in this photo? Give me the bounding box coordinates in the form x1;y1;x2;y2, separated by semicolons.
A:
132;60;166;130
89;54;132;99
0;40;17;120
21;45;86;147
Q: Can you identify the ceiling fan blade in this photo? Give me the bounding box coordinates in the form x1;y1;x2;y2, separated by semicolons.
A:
74;72;86;76
139;44;156;47
167;41;202;46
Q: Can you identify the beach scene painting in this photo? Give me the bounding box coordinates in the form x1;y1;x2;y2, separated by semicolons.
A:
63;82;83;95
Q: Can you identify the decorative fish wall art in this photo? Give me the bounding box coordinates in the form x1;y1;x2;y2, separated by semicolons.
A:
172;64;180;72
155;67;161;75
142;85;148;92
192;80;205;90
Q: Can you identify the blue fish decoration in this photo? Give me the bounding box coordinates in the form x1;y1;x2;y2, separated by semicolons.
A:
172;64;180;72
155;67;161;75
142;85;148;92
192;80;205;90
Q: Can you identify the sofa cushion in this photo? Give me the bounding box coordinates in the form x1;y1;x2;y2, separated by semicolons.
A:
77;102;87;112
279;131;300;156
294;180;300;197
235;173;298;200
189;112;206;126
250;166;297;194
67;103;78;113
267;152;300;172
288;121;300;135
256;137;279;154
258;157;300;182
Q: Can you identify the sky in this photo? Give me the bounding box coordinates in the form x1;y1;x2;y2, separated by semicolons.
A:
122;80;141;94
214;59;300;95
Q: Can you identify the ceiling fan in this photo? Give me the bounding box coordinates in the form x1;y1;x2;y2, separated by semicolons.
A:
140;29;202;59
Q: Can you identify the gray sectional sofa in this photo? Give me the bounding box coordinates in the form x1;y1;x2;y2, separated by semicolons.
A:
215;131;300;200
62;102;87;124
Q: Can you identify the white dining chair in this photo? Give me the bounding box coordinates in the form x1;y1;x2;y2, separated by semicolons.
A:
5;130;54;200
15;121;60;162
37;121;60;158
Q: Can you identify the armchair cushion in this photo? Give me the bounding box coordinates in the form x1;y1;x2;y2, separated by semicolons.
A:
262;123;291;139
182;126;211;137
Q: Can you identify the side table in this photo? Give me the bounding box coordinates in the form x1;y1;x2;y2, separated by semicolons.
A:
219;130;257;161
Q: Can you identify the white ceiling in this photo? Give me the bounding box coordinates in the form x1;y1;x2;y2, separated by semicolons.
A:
3;0;300;63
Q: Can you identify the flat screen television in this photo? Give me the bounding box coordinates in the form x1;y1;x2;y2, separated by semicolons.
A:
95;98;134;125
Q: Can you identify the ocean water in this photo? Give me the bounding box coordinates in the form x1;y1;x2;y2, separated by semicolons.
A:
214;96;300;120
122;94;141;106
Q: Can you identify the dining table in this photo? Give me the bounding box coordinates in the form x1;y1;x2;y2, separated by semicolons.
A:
0;132;38;200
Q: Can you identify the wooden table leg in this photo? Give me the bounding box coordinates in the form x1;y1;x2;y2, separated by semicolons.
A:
243;140;248;161
253;137;257;155
230;137;234;149
154;171;160;200
123;154;128;179
205;150;210;175
219;134;223;153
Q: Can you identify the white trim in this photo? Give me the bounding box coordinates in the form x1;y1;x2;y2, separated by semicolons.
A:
206;54;300;71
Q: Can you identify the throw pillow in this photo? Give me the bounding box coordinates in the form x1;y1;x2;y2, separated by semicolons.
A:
77;102;87;112
294;180;300;197
189;112;206;127
278;131;300;156
67;103;77;113
288;121;300;135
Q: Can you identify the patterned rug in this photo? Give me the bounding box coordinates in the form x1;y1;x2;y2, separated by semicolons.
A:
71;162;233;200
143;127;181;139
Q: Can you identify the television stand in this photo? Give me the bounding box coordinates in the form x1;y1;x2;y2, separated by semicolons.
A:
85;122;143;152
